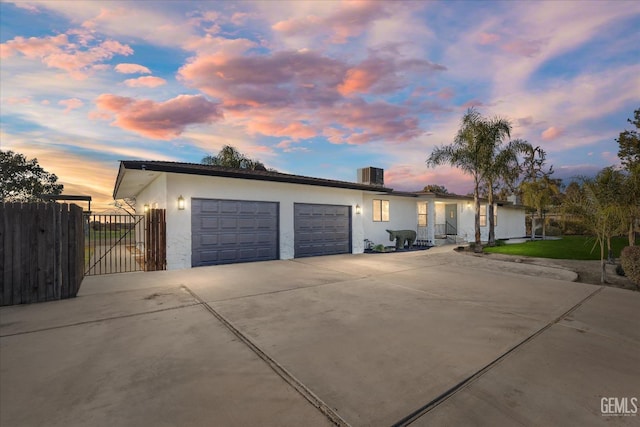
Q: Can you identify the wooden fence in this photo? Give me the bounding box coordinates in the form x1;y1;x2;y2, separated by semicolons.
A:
0;202;85;306
145;208;166;271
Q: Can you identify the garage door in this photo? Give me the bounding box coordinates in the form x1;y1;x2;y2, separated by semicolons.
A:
294;203;351;258
192;199;279;267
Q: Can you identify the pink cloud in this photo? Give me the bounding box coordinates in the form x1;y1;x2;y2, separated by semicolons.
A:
385;165;474;194
272;15;323;36
58;98;84;112
272;0;390;44
541;126;564;140
247;121;317;141
338;55;445;96
477;32;501;45
2;33;132;79
6;97;31;105
502;38;546;57
181;34;256;55
0;34;68;59
276;140;309;153
82;7;126;30
338;68;381;96
230;12;251;26
179;50;346;107
434;87;455;100
115;63;151;74
124;76;167;88
95;94;223;140
14;3;39;12
178;47;432;145
321;99;423;145
461;99;484;108
517;116;534;127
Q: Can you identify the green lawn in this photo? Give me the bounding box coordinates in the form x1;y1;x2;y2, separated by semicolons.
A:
483;235;638;260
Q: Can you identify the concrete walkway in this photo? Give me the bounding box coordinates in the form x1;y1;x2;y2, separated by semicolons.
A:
1;248;638;426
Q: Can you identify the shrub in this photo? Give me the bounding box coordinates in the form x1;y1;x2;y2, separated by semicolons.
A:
562;220;590;235
495;239;507;246
616;264;625;277
620;246;640;288
373;244;386;253
534;225;562;236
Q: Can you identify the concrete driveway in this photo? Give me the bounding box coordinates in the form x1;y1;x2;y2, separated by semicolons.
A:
1;248;638;426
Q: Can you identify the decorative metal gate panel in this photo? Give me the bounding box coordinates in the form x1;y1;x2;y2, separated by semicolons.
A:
84;210;166;275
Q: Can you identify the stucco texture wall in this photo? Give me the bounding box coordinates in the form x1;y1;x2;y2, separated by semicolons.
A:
165;173;365;270
136;173;167;212
362;194;419;247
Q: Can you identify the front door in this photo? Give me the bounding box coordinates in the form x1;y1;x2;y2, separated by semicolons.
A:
445;204;457;235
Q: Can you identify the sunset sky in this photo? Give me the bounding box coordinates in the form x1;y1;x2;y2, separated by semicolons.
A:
1;0;639;211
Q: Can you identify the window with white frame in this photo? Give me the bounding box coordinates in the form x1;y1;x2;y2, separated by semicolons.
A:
480;204;497;227
418;202;428;226
373;199;390;222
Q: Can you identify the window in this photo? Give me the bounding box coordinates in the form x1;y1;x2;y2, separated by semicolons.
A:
418;202;428;226
373;199;390;222
480;204;487;227
480;204;497;227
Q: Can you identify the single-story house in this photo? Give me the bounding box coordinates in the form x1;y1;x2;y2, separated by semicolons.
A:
113;162;526;270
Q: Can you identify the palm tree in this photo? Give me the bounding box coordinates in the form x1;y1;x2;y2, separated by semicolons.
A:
564;171;627;283
480;132;531;246
592;167;630;261
427;109;487;249
521;175;560;240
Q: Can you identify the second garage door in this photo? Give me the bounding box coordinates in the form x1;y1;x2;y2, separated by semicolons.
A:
192;198;279;267
294;203;351;258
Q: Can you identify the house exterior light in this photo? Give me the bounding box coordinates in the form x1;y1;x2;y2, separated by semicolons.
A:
143;204;149;213
178;195;185;210
356;204;361;215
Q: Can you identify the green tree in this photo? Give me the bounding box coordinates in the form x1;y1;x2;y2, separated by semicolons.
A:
616;108;640;245
622;163;640;246
616;108;640;170
427;108;491;249
521;175;561;240
202;145;267;170
564;169;627;283
422;184;449;194
0;150;63;202
481;137;531;246
518;146;558;240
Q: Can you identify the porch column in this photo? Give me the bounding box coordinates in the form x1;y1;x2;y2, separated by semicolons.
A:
428;200;435;244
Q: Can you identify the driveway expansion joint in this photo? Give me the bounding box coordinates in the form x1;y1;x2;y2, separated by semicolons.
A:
181;284;352;427
390;285;606;426
0;303;201;338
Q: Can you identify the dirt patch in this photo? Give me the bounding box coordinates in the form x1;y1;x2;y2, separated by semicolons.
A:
465;251;638;291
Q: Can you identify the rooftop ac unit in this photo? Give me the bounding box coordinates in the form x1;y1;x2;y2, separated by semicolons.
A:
357;167;384;186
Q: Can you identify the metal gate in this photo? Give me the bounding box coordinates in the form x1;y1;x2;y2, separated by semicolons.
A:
84;209;166;275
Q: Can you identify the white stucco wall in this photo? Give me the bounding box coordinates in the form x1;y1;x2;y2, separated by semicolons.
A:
362;194;419;246
495;206;526;239
135;173;167;212
434;198;526;242
164;173;366;270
